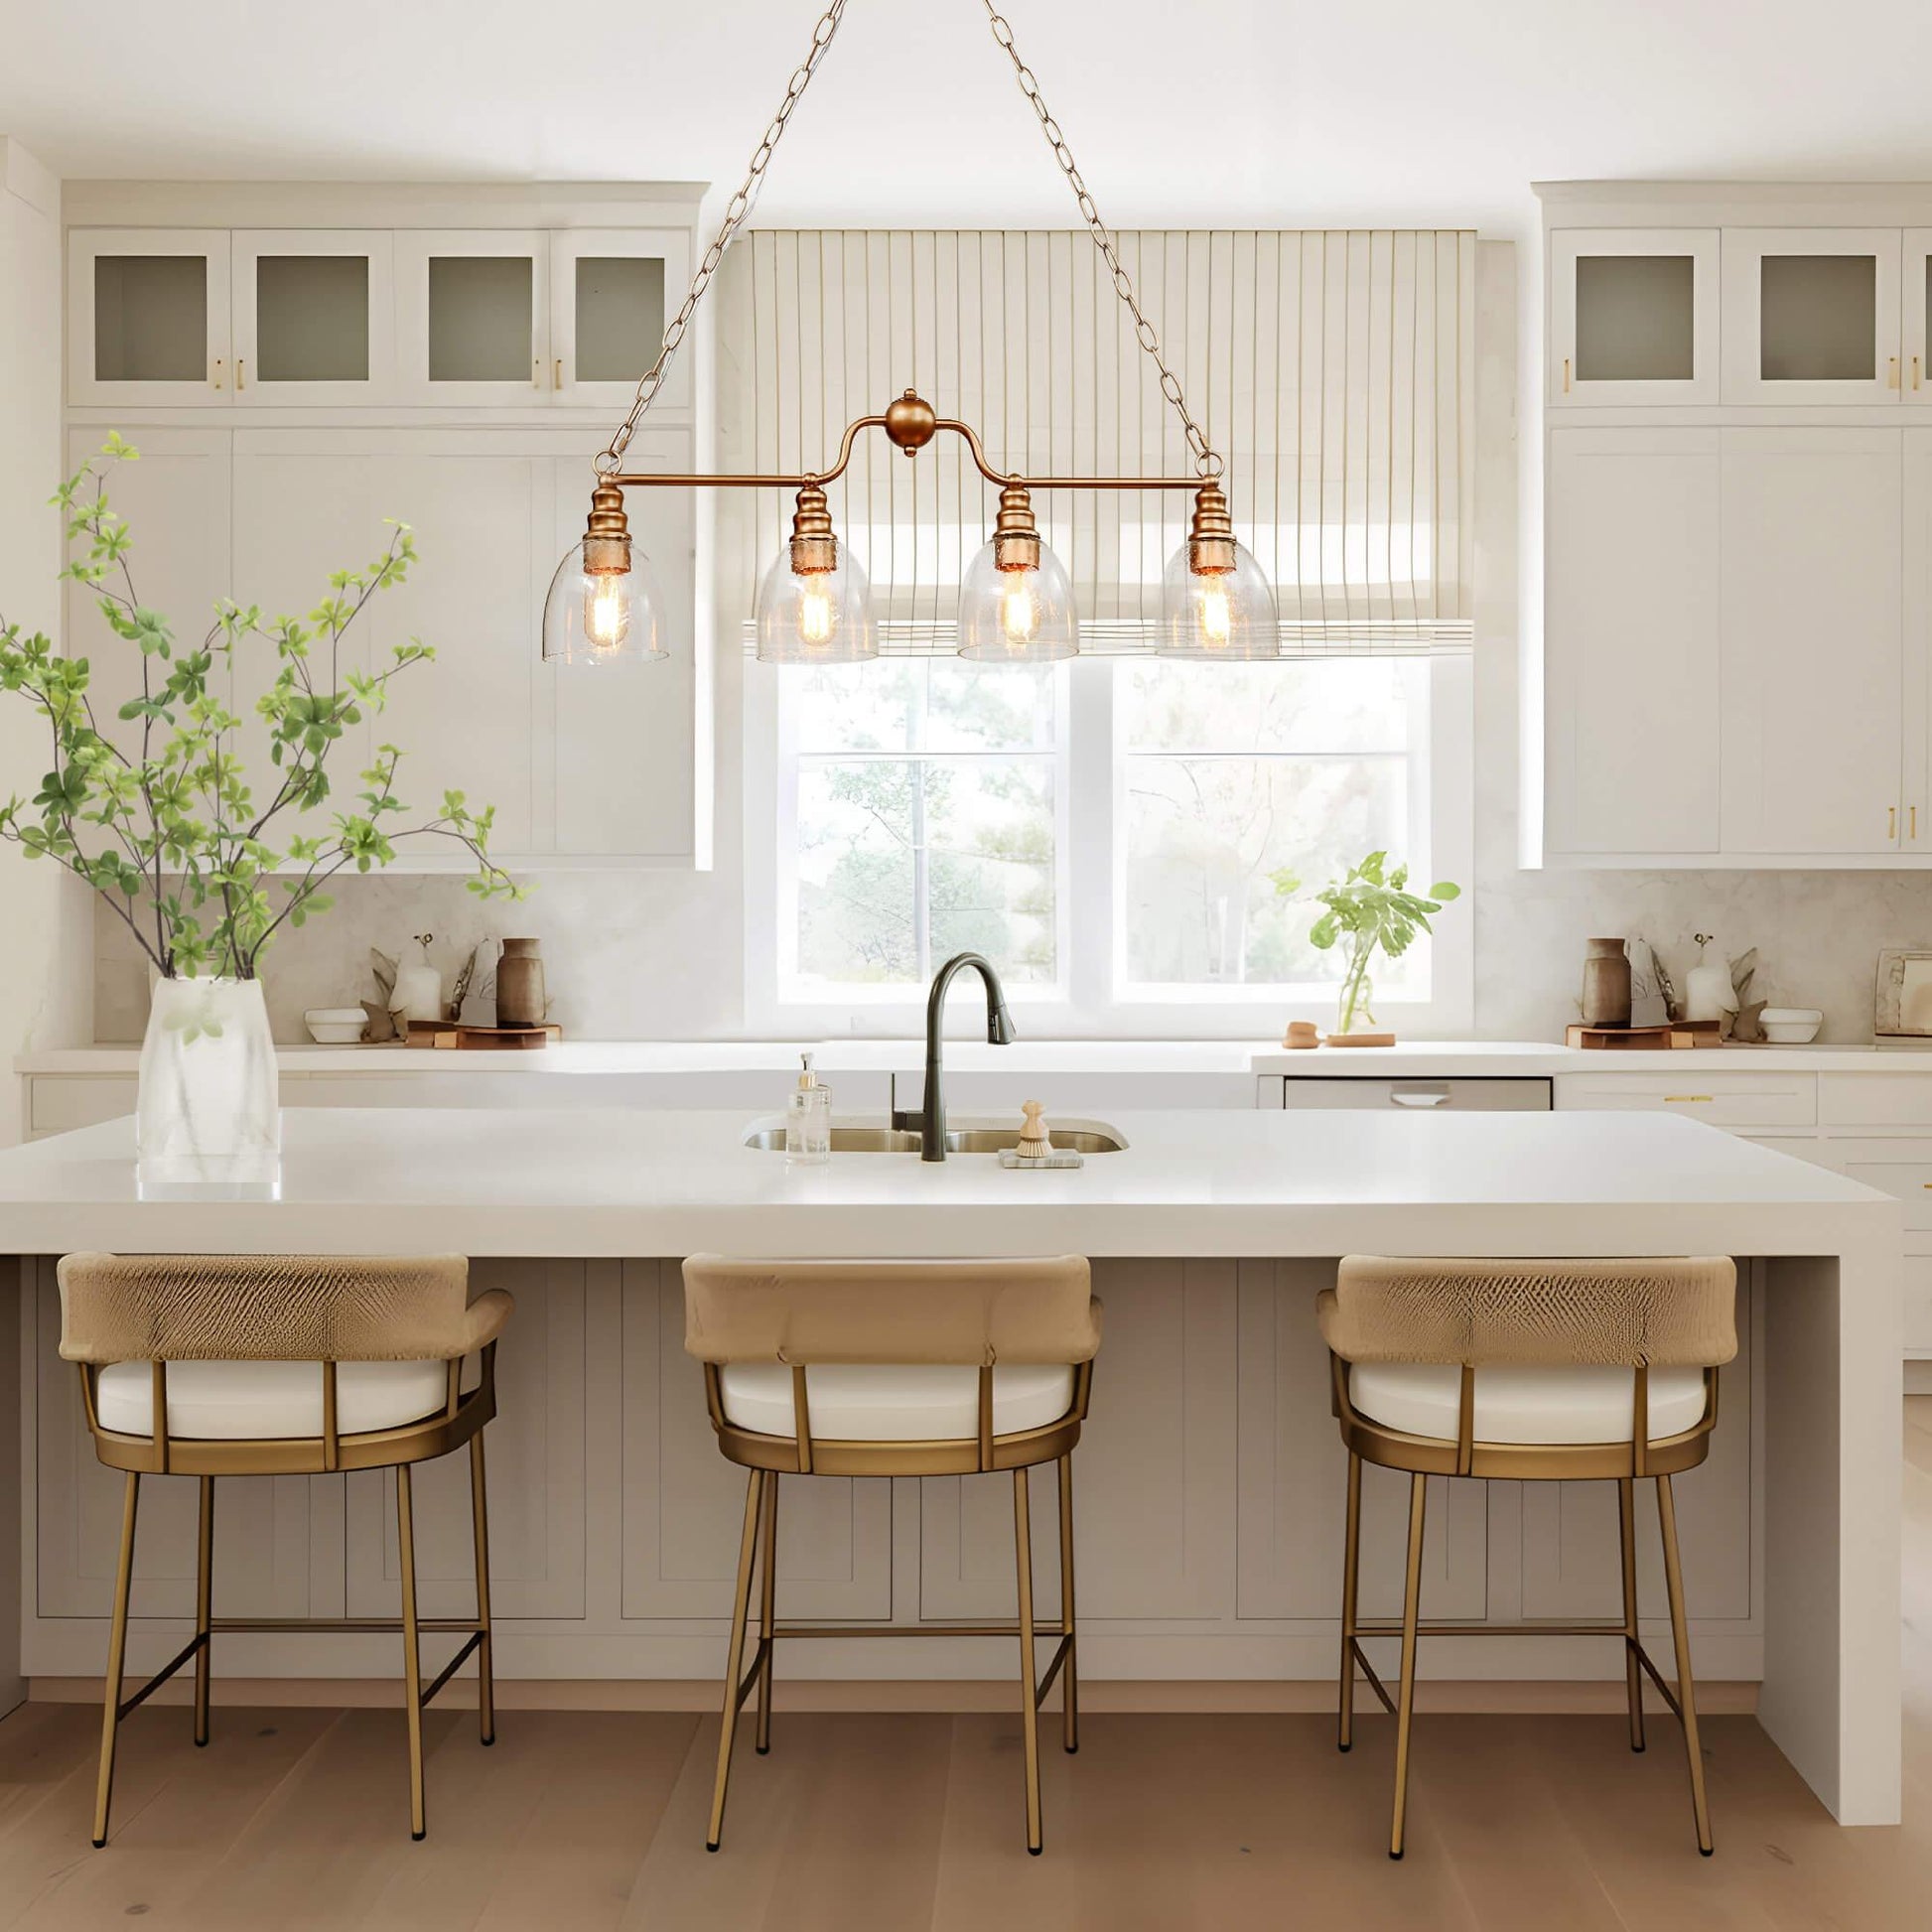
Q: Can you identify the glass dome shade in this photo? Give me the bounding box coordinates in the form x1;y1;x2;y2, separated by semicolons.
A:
956;532;1078;661
541;537;667;665
755;542;877;663
1159;535;1280;659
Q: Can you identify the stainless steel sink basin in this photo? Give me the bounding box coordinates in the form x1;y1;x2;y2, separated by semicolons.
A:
742;1119;1127;1155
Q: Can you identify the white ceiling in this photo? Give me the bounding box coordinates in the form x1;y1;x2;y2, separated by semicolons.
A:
7;0;1932;237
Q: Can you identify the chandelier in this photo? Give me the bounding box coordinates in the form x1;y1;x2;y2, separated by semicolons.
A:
540;1;1278;669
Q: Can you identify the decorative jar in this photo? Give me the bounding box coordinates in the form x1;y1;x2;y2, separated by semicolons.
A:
136;977;280;1200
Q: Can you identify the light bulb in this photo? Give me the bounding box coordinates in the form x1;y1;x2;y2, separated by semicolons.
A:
1001;574;1041;645
957;527;1077;661
585;575;630;652
542;534;666;665
798;576;836;646
1197;580;1232;648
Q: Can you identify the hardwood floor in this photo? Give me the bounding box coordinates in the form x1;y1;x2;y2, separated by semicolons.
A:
2;1400;1927;1932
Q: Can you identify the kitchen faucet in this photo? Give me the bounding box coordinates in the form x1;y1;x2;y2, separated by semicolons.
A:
891;952;1017;1162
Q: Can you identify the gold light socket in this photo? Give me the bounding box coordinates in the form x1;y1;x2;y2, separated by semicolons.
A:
990;482;1042;573
582;481;632;577
1185;479;1237;577
788;482;839;576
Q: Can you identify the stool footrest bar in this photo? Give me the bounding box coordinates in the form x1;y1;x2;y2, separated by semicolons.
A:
207;1618;483;1635
768;1622;1065;1640
116;1631;207;1722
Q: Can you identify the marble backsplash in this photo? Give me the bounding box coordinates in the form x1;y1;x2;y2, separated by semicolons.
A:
89;860;1932;1046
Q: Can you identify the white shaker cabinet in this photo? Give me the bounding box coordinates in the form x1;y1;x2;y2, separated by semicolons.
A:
548;228;691;412
230;229;396;405
1719;428;1903;853
393;229;551;407
1545;427;1721;853
69;228;232;407
1720;227;1903;406
1549;228;1720;407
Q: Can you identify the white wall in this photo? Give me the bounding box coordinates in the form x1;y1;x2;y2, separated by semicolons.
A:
0;140;88;1125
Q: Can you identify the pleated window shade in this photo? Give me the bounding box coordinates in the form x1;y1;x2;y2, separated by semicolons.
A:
719;228;1475;658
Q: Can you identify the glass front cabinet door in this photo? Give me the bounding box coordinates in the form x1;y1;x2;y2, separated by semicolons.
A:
1721;227;1902;405
394;230;551;406
1903;229;1932;408
69;229;233;406
1550;228;1720;406
548;229;692;412
230;230;396;404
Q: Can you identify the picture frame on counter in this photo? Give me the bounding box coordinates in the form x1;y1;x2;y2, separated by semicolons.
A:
1873;948;1932;1047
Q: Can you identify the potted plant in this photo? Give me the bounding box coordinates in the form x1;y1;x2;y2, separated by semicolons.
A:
1271;850;1460;1038
0;437;521;1195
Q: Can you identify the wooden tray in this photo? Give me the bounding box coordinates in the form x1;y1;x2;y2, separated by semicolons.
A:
1566;1023;1716;1050
406;1022;561;1051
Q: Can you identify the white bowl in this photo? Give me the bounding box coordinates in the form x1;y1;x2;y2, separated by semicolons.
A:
304;1006;368;1044
1757;1007;1822;1045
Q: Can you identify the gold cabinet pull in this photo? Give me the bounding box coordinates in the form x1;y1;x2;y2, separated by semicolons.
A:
236;357;246;391
1916;353;1924;391
1665;1094;1714;1104
1915;805;1920;840
210;357;223;391
555;357;564;389
1890;355;1901;389
1890;805;1898;840
1562;355;1572;394
533;357;541;388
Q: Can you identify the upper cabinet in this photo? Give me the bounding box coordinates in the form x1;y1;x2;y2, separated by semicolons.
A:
69;223;690;413
1721;228;1902;405
1550;228;1720;406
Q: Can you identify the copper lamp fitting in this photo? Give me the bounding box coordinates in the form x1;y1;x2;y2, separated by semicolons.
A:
1185;479;1237;577
788;482;839;576
990;482;1042;573
884;388;938;454
582;481;632;576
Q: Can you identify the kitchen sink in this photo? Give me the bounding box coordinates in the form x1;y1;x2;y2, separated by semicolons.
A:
741;1120;1128;1155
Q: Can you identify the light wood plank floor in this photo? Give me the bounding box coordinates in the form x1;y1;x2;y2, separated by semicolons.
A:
2;1400;1927;1932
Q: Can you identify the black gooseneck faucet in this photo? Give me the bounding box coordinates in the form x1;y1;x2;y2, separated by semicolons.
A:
892;952;1017;1161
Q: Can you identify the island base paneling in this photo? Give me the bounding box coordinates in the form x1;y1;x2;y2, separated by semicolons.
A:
17;1254;1764;1690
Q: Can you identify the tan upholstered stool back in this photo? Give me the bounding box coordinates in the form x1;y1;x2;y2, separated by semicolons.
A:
58;1252;509;1363
681;1255;1102;1475
1318;1256;1737;1369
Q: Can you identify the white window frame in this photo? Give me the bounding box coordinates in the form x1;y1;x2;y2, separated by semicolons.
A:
744;652;1473;1038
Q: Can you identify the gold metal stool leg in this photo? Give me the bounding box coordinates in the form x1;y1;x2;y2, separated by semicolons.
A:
397;1464;428;1841
755;1471;778;1755
1656;1473;1715;1856
707;1468;763;1852
471;1433;496;1747
1057;1452;1079;1755
1617;1476;1645;1754
1014;1467;1044;1855
1389;1472;1428;1861
92;1471;141;1849
1338;1450;1363;1752
194;1475;214;1748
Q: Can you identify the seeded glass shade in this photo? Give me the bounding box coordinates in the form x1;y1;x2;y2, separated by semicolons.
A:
541;539;668;665
1159;537;1280;659
755;544;878;663
956;535;1079;661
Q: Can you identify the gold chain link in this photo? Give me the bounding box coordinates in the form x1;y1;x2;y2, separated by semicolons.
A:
980;1;1221;480
596;0;851;475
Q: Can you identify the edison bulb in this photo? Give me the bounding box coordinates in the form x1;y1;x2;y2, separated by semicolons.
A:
798;577;836;646
755;546;877;662
1160;537;1279;658
957;537;1077;661
542;539;667;665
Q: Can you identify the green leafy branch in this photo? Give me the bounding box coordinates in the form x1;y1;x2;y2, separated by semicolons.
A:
1271;849;1460;1035
0;437;523;982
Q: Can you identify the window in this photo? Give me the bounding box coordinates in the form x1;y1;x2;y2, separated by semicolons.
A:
757;652;1465;1031
777;659;1063;1001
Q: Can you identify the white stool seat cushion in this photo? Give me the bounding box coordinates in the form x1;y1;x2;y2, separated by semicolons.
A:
95;1359;452;1441
1348;1361;1708;1447
718;1362;1076;1443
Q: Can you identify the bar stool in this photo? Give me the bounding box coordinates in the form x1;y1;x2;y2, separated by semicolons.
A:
57;1251;513;1847
682;1254;1102;1855
1320;1254;1736;1860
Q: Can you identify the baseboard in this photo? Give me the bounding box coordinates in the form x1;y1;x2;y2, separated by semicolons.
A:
24;1675;1761;1717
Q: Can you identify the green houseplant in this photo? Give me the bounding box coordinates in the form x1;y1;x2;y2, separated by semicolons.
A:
0;438;522;1193
1272;850;1460;1037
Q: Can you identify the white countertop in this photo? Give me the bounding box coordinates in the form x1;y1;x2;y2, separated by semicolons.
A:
0;1106;1892;1258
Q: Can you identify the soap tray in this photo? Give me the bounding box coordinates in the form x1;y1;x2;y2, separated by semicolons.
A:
999;1147;1084;1171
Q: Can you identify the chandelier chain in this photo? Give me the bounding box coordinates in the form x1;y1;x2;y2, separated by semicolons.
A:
980;1;1221;480
596;0;851;476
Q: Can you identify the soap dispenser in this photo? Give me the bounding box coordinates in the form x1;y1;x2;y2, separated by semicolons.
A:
784;1052;832;1164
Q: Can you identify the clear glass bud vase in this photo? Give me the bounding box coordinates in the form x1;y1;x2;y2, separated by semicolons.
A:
136;977;281;1200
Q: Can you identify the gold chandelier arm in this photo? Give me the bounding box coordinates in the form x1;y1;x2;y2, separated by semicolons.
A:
595;0;852;478
979;1;1223;482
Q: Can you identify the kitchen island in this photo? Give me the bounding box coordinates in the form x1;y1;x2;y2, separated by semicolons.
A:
0;1105;1903;1824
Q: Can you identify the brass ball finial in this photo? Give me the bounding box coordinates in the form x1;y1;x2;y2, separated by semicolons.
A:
885;389;938;453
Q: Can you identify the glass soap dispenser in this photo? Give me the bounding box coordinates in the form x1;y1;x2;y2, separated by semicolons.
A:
784;1051;832;1165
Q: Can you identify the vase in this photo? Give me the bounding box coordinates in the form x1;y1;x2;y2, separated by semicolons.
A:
494;937;546;1028
1333;933;1377;1036
136;977;281;1200
1580;936;1633;1028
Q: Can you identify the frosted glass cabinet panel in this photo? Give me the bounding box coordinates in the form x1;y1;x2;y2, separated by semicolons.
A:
69;228;232;405
232;229;395;404
394;229;551;405
1550;228;1719;405
1722;228;1902;404
550;229;692;410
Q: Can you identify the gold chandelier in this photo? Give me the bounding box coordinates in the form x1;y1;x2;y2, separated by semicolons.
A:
540;0;1279;670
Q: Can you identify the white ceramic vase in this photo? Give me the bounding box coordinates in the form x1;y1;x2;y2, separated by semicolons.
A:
136;977;281;1200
